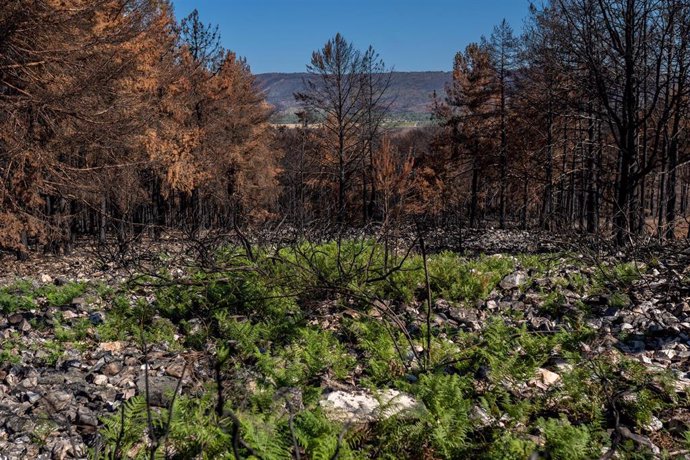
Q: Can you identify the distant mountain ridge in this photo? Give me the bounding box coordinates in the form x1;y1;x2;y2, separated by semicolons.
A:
255;71;451;122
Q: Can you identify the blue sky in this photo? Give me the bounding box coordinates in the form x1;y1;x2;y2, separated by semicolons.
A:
170;0;533;74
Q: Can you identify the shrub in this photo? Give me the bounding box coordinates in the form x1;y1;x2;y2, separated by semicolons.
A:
96;294;136;341
96;396;150;459
0;338;20;365
294;409;365;460
593;261;643;291
608;291;631;309
271;239;424;305
155;269;297;324
347;319;406;384
0;279;37;313
486;433;537;460
54;317;91;342
39;282;87;307
539;416;594;460
0;289;35;313
259;328;355;386
428;253;515;302
379;373;472;458
0;280;87;312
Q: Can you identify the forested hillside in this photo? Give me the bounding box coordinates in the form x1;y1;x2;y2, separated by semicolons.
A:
256;71;450;123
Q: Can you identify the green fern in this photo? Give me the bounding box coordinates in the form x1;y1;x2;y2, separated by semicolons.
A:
538;416;595;460
94;396;150;460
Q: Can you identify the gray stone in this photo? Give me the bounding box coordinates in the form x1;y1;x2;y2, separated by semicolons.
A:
654;349;676;360
449;308;483;331
70;297;87;310
533;368;561;388
7;314;23;326
0;444;26;460
164;362;186;379
44;391;73;411
92;374;108;386
499;271;528;290
21;392;41;404
50;437;86;460
76;407;98;427
38;373;65;386
628;341;645;353
136;375;180;407
4;416;34;435
102;362;122;376
53;276;70;286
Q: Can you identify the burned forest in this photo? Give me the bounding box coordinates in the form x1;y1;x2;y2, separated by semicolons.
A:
1;1;690;459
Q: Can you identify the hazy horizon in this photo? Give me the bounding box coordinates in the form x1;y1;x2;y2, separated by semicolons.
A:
254;69;452;75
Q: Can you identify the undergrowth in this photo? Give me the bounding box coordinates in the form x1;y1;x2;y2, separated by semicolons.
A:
0;279;87;313
4;240;675;459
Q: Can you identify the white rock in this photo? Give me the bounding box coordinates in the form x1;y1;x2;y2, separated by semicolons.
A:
62;311;79;320
93;374;108;385
654;349;676;360
97;341;124;353
673;377;690;393
499;271;528;290
622;392;638;404
40;274;52;284
551;359;574;373
643;416;663;433
534;368;561;387
5;374;18;386
320;389;421;423
470;405;495;428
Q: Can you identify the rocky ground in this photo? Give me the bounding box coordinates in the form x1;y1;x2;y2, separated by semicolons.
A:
1;233;689;459
0;283;201;459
